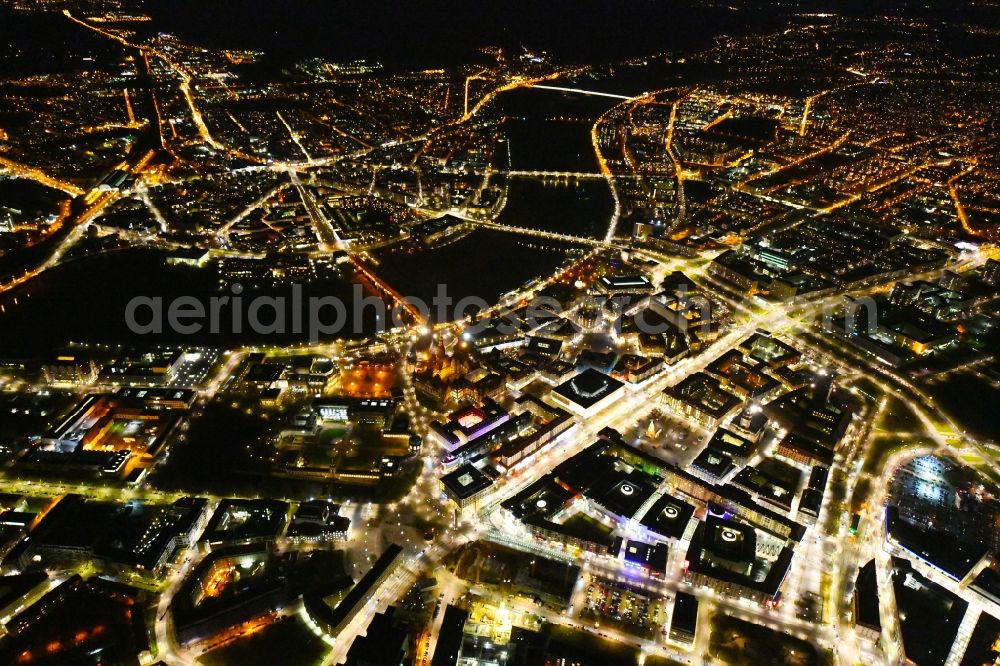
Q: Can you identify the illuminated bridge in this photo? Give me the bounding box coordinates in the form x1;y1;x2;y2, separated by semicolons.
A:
448;168;647;180
350;258;425;324
470;220;629;250
503;169;606;179
530;84;634;100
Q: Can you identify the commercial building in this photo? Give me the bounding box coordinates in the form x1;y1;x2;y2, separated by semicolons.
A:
42;355;99;385
637;494;696;542
970;568;1000;608
41;391;189;465
94;497;209;578
663;373;743;428
890;557;968;666
493;396;573;470
172;544;289;645
441;463;496;511
314;397;397;429
612;354;664;385
775;433;835;468
959;613;1000;666
166;248;212;267
683;516;793;606
344;606;411;666
705;428;758;466
411;214;469;247
287;501;351;543
200;499;290;549
500;439;668;555
0;572;50;625
884;506;990;583
622;540;669;577
597;427;805;542
427;399;510;451
728;407;769;443
730;461;800;514
431;605;469;666
595;274;655;296
669;591;699;645
98;350;187;386
689;449;737;485
522;336;563;363
852;559;881;641
16;495;207;577
798;465;829;525
706;350;781;401
304;544;404;638
549;368;626;419
738;331;801;368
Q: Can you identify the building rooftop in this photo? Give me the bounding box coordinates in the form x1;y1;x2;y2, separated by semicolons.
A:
731;462;800;512
623;539;668;575
597;274;655;293
671;591;699;635
691;449;737;482
0;572;48;611
959;612;1000;666
853;559;881;633
310;544;404;636
638;494;695;540
886;506;990;581
667;373;742;419
891;557;968;666
589;470;658;520
441;463;494;501
432;604;469;666
201;498;290;545
685;516;794;599
707;428;758;461
552;368;625;410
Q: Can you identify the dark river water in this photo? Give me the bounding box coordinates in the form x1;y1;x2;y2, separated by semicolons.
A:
492;88;617;239
0;249;380;355
495;177;612;240
371;86;617;311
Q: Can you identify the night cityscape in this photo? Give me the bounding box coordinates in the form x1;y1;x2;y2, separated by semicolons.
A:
1;1;1000;665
